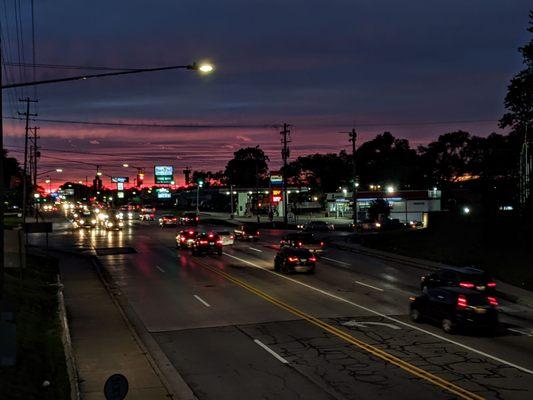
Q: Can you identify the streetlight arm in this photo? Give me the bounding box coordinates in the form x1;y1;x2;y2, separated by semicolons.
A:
2;63;197;89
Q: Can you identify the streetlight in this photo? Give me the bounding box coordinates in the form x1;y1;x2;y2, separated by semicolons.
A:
386;185;395;194
196;180;204;213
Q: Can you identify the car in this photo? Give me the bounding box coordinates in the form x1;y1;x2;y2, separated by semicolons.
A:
159;214;178;227
300;221;334;232
191;232;223;256
217;231;235;246
274;247;316;274
234;224;260;241
280;232;324;253
409;287;499;334
421;267;497;294
180;212;199;226
73;211;97;229
139;207;156;221
104;216;124;230
176;230;197;249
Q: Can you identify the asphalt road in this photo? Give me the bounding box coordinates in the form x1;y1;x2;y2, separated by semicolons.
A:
32;217;533;400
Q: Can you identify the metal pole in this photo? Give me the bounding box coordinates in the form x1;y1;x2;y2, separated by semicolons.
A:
196;185;200;213
349;128;358;226
230;184;234;218
0;41;4;299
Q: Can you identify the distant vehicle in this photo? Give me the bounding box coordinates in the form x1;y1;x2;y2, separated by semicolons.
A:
358;219;382;231
274;247;316;274
299;221;333;232
191;232;223;256
180;212;199;226
280;232;324;253
217;231;235;246
139;207;156;221
176;230;197;249
409;220;424;229
73;211;97;229
159;214;178;227
234;224;260;241
421;267;497;294
409;287;499;334
104;215;124;230
379;218;405;231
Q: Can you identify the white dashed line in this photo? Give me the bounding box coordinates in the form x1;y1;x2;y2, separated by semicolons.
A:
193;294;211;307
156;265;165;273
321;256;350;266
354;280;384;292
248;247;263;252
222;252;533;375
254;339;289;364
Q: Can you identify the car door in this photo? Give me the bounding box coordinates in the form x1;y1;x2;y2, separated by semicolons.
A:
426;289;448;321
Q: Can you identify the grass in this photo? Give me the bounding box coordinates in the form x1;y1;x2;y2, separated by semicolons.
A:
361;213;533;291
0;253;70;400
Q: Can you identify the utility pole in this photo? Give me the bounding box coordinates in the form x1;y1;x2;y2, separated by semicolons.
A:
1;42;4;299
349;128;358;225
280;123;291;225
30;127;40;220
19;98;38;229
255;160;260;223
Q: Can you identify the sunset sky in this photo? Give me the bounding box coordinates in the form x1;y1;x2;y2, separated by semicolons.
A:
2;0;531;186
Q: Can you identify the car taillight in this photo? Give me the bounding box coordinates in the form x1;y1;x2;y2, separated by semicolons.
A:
487;282;496;288
459;282;474;288
287;256;299;262
487;296;498;306
180;237;185;241
256;231;260;236
320;242;324;247
280;240;285;244
297;242;302;247
188;230;194;234
216;240;222;244
209;233;214;238
196;216;199;221
457;294;468;308
309;256;317;262
230;235;234;239
199;240;208;244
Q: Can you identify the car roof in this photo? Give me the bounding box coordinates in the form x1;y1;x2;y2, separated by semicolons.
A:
438;266;487;275
280;247;312;255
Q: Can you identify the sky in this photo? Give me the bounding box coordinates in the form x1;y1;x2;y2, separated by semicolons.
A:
1;0;531;187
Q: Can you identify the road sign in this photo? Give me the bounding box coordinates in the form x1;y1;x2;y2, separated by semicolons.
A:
156;187;171;199
117;182;124;191
111;177;129;183
154;165;173;184
104;374;128;400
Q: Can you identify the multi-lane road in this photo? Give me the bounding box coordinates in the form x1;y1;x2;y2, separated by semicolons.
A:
35;217;533;399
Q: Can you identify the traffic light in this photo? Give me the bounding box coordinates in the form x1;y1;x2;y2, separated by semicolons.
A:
137;172;144;187
198;179;204;187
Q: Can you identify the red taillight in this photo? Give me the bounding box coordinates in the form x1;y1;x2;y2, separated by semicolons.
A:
230;235;234;239
459;282;474;288
216;240;222;244
180;237;185;242
195;216;199;221
309;256;317;262
487;282;496;288
297;242;302;247
487;296;498;306
457;294;468;308
188;230;194;234
256;231;260;236
280;240;285;244
209;233;214;238
199;240;208;244
320;242;324;247
287;256;299;263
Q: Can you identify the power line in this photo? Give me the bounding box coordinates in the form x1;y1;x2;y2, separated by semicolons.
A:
4;61;139;71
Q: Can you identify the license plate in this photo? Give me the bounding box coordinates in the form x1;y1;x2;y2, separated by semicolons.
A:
476;286;485;291
209;243;214;246
301;259;307;262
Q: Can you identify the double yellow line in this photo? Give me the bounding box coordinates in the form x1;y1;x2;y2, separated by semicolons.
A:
198;261;484;400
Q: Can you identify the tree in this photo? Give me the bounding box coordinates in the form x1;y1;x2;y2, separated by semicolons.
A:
368;199;391;221
500;10;533;134
191;170;225;187
224;146;269;187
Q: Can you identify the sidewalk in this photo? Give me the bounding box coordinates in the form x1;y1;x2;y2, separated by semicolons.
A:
202;211;354;226
53;251;172;400
327;237;533;310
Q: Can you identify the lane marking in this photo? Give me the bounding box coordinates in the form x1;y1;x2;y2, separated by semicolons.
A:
156;265;165;273
193;294;211;307
223;252;533;375
342;320;401;330
248;247;263;253
321;256;350;266
354;280;384;292
508;328;533;337
254;339;289;364
199;258;483;400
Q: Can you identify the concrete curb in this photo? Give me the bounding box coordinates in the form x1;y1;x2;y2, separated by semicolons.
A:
46;247;197;400
56;274;81;400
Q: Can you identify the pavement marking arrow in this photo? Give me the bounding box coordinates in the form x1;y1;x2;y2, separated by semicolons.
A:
341;320;401;330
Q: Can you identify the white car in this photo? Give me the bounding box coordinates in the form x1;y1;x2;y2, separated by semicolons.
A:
217;231;235;246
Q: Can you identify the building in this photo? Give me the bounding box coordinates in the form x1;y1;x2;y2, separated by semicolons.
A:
326;189;442;225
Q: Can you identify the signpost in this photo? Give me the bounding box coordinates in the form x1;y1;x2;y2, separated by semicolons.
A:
156;187;171;199
154;166;174;184
104;374;129;400
111;177;129;183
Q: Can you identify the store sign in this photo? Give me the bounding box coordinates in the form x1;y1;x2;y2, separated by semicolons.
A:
154;166;173;184
271;189;282;203
117;182;124;191
111;177;129;183
156;187;171;199
270;174;282;186
117;191;125;199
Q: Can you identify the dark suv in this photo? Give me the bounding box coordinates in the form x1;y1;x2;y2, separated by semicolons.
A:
409;287;499;334
234;224;260;241
421;267;497;294
191;232;223;256
280;233;324;253
274;247;316;274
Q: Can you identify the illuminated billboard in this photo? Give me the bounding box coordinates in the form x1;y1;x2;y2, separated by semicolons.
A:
154;165;174;184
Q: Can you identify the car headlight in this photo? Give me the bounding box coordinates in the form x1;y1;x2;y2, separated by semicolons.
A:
107;222;114;227
79;219;85;225
91;219;97;224
118;222;123;227
128;212;133;219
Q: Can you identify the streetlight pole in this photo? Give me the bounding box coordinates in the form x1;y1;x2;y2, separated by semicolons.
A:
196;182;203;213
229;184;234;219
0;59;214;299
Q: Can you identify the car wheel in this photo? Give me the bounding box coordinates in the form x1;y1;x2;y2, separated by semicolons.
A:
442;318;454;334
410;308;422;322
